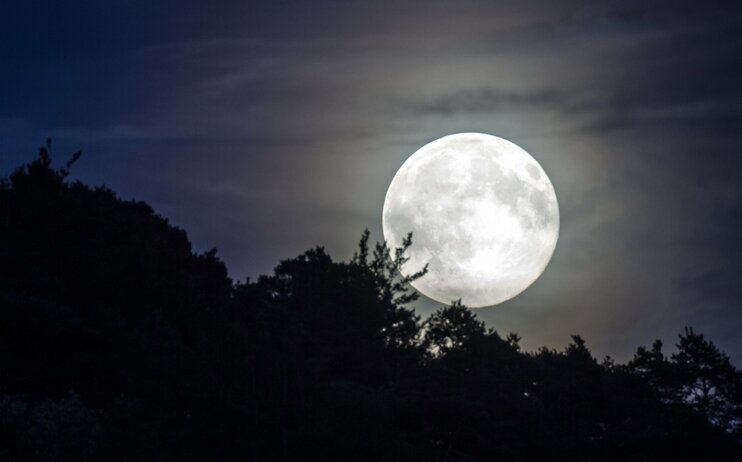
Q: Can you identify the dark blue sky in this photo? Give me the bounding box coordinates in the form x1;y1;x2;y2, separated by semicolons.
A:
2;0;742;361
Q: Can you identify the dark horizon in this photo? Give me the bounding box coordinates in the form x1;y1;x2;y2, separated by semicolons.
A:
2;1;742;364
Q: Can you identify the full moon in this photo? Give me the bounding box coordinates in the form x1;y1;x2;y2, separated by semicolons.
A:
382;133;559;308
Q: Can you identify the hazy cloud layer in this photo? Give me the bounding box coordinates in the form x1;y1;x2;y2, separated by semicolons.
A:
2;0;742;361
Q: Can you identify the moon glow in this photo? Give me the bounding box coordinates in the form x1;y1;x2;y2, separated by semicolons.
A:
382;133;559;308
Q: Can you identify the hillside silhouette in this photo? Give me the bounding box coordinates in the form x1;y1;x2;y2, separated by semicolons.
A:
1;145;741;461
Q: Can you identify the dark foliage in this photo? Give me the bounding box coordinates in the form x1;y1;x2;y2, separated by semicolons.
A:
1;148;741;461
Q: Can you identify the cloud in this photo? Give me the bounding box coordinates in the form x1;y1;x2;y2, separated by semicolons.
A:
406;87;565;115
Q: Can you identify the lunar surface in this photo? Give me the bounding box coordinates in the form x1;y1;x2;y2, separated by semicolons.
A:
382;133;559;307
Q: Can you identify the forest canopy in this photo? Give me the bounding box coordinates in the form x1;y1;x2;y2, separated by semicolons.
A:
1;146;741;461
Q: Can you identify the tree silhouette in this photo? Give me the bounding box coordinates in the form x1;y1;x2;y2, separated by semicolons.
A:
672;328;742;430
423;300;486;356
1;146;741;460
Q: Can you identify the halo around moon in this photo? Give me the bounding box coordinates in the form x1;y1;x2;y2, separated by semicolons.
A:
382;133;559;308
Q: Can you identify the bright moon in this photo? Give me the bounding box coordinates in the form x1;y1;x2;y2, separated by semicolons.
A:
382;133;559;308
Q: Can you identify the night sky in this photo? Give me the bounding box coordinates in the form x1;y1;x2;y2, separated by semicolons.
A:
2;1;742;361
